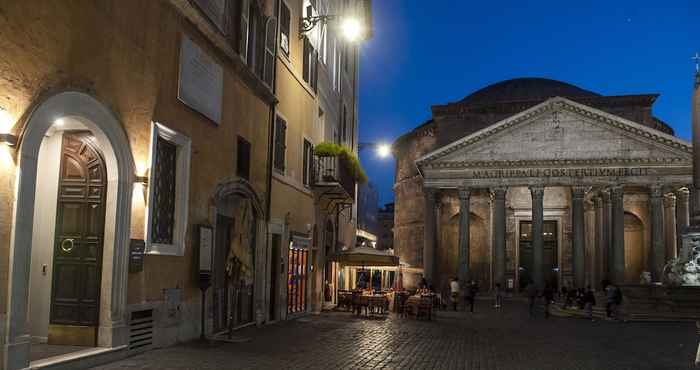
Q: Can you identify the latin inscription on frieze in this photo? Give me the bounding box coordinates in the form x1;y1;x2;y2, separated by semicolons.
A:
464;167;651;179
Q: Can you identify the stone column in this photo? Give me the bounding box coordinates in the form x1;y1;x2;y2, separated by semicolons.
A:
602;191;613;281
530;186;545;289
423;188;438;284
664;194;677;262
594;196;605;287
492;187;507;287
650;185;666;282
676;188;690;255
571;186;586;288
458;187;471;285
611;186;626;284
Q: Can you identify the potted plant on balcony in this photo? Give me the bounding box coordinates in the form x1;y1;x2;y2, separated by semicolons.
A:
314;142;368;184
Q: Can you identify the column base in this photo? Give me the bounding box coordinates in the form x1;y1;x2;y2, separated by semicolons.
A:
3;334;31;370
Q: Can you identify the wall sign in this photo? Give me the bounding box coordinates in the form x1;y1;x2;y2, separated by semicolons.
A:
129;239;146;273
198;225;214;274
178;35;223;125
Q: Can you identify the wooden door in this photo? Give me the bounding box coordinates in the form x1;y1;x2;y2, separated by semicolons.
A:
49;132;107;346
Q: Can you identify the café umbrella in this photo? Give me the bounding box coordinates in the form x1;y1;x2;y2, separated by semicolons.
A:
331;246;399;267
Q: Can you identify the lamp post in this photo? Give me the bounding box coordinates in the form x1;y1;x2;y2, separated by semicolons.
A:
299;1;372;42
358;142;392;158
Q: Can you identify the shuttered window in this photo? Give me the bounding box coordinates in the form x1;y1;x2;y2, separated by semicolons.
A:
279;2;291;57
151;137;177;244
263;16;277;87
302;36;318;92
302;139;313;187
238;0;250;62
237;136;251;180
342;105;347;144
274;116;287;172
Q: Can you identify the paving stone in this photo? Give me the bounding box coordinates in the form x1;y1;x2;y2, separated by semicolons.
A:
89;301;698;370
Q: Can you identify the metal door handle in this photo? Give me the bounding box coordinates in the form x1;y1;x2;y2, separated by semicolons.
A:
60;238;75;253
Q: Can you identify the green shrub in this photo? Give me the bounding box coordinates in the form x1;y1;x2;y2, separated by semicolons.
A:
314;142;367;184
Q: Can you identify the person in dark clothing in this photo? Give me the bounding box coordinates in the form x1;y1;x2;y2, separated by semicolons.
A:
465;280;478;313
526;281;537;317
560;285;568;308
583;285;597;321
542;284;554;319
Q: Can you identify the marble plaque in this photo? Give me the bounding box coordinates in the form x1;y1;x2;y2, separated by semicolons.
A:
178;36;223;125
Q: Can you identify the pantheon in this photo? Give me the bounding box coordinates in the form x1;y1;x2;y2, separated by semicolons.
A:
393;78;692;293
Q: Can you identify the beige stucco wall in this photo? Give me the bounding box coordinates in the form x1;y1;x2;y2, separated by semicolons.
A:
0;0;273;356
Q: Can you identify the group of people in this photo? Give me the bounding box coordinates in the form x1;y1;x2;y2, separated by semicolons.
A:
445;277;623;321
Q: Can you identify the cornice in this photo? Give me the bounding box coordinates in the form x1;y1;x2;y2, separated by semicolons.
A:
416;97;691;167
422;157;691;170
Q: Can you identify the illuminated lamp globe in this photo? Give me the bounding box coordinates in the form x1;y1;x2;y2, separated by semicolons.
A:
376;143;391;158
341;18;363;42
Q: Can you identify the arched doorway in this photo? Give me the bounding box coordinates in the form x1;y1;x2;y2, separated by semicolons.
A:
212;179;265;333
624;212;645;282
6;91;134;369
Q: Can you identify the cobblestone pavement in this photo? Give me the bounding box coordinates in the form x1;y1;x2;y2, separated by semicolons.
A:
90;301;698;370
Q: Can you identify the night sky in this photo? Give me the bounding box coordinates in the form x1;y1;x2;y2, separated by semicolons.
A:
358;0;699;206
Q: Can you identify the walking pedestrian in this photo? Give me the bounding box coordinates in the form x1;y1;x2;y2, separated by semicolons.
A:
450;277;460;311
583;285;596;321
493;283;503;308
526;280;537;317
465;280;478;313
605;282;616;320
542;283;554;319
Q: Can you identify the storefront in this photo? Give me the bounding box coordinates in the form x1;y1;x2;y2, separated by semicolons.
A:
287;235;311;314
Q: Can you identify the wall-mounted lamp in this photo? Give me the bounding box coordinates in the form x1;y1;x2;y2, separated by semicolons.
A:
0;133;18;147
299;0;373;42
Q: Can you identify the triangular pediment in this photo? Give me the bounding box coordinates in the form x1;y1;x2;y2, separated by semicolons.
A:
417;97;691;169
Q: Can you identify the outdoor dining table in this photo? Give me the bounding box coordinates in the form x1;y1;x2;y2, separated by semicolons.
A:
353;294;389;315
405;294;434;320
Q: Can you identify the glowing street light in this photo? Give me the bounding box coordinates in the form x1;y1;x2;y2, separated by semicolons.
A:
340;17;363;42
359;142;392;158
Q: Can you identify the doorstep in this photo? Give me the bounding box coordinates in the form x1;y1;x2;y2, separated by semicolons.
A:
29;345;128;370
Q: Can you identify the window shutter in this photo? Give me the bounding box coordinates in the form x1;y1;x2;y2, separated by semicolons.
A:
312;48;319;92
274;117;287;172
239;0;250;62
302;36;310;83
279;2;290;56
263;16;277;87
302;139;312;186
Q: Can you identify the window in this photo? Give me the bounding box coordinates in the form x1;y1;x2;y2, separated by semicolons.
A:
302;36;318;91
302;139;313;187
279;1;291;57
146;123;192;256
237;0;250;62
247;2;259;70
274;115;287;172
263;15;277;87
237;136;251;180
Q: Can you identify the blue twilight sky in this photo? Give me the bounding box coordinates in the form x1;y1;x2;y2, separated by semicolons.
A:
358;0;699;206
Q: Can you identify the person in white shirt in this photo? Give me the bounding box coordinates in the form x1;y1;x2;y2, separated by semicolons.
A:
450;278;460;311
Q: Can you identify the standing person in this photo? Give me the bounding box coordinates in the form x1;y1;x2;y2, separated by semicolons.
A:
542;283;554;319
450;277;460;311
526;280;538;318
494;283;503;308
583;285;596;322
560;285;568;308
466;280;478;313
605;282;616;320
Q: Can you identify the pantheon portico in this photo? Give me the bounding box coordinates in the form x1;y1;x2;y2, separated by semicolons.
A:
393;78;692;293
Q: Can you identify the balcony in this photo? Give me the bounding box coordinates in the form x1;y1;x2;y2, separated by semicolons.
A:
312;154;356;202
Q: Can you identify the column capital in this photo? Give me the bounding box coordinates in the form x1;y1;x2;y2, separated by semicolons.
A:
663;194;676;208
675;187;690;201
529;185;545;199
458;186;471;201
571;186;587;200
600;190;611;203
610;185;624;201
424;187;438;201
491;186;507;201
594;196;604;208
649;185;664;199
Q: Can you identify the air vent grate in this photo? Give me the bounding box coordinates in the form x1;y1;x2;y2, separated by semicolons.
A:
129;309;154;351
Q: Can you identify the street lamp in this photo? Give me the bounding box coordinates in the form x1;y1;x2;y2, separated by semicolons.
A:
359;142;392;158
300;14;365;42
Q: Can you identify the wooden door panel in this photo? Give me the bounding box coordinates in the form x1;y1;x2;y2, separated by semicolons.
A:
50;132;106;332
